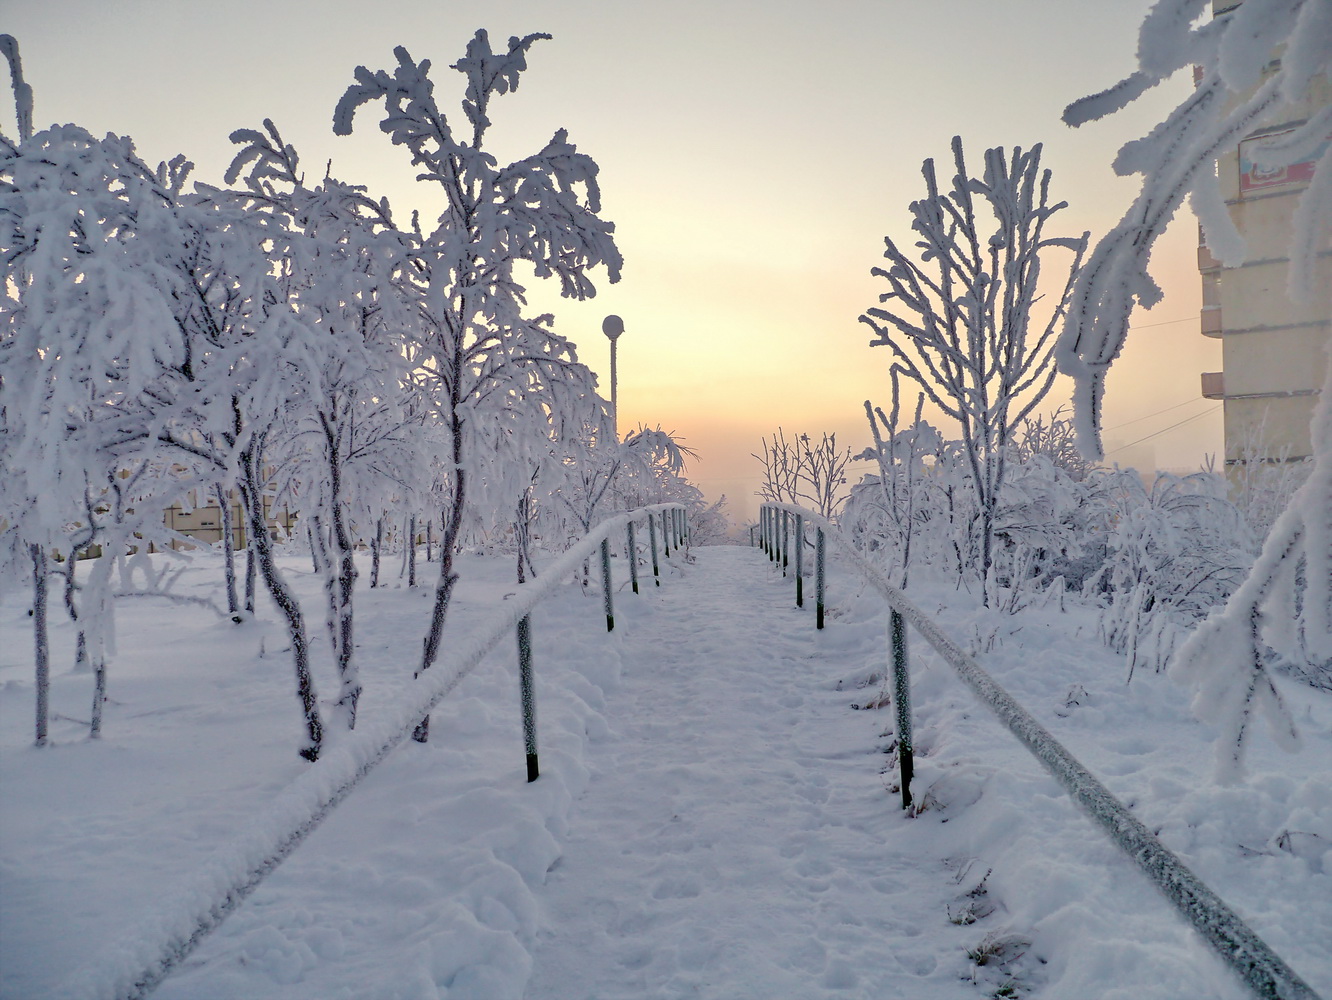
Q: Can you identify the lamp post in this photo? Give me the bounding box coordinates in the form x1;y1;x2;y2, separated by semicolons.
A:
602;314;624;441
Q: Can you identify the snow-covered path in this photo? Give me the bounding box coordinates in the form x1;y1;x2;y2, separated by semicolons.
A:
4;543;1327;998
525;546;973;999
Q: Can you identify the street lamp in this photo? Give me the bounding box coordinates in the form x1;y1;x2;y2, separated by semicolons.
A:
602;314;624;440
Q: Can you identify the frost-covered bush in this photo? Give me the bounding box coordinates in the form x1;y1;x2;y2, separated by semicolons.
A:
1087;470;1252;679
989;454;1094;614
847;410;1256;661
1223;417;1313;544
1058;0;1332;777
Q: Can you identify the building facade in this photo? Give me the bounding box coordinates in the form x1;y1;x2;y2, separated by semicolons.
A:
1199;3;1331;471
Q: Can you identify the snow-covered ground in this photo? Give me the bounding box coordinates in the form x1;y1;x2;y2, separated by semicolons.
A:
1;543;1329;999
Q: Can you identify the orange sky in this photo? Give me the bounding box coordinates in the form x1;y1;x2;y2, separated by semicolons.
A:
7;0;1220;522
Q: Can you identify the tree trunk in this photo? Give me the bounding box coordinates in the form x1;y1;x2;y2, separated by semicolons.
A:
90;653;106;739
414;412;467;743
244;545;257;614
240;446;322;760
31;543;49;748
515;489;537;584
330;502;360;728
319;429;362;730
407;515;417;588
370;516;383;589
216;481;239;618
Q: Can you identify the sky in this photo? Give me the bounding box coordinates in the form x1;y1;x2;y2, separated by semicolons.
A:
3;0;1220;521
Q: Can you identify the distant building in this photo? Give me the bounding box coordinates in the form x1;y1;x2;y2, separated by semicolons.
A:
1198;0;1331;472
163;490;297;552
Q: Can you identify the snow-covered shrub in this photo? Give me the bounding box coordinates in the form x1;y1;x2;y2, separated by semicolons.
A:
989;454;1091;614
1088;470;1252;680
1059;0;1331;776
1014;407;1094;483
1223;417;1313;544
854;385;936;586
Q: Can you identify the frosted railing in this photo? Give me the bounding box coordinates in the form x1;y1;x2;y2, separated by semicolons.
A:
757;501;1319;1000
65;503;689;1000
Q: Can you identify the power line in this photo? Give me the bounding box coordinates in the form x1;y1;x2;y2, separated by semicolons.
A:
1127;315;1196;331
1105;405;1220;456
1102;396;1209;433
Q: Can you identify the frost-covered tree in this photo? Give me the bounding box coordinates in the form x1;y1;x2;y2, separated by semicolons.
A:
1059;0;1332;777
753;428;802;507
222;119;423;729
0;90;205;744
554;415;692;538
334;31;622;740
688;495;732;545
753;428;856;519
35;131;335;760
861;137;1087;604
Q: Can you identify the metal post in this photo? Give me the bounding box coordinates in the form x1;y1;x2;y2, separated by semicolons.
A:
795;513;804;608
627;522;639;594
750;525;756;547
516;614;539;782
891;609;913;809
662;510;671;558
649;511;661;585
781;509;789;576
600;537;614;632
816;527;826;630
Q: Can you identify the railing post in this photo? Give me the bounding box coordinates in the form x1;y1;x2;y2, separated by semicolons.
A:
516;614;539;782
750;524;756;547
890;609;913;809
600;537;615;632
627;522;639;594
662;510;671;558
765;507;773;560
816;527;826;630
781;509;789;576
795;513;804;608
649;510;661;585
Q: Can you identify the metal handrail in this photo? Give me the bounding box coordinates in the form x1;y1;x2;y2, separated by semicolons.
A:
64;502;689;1000
757;501;1320;1000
